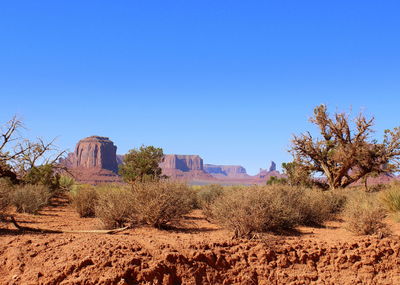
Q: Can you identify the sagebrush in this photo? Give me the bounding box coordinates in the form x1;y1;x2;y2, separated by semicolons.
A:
344;191;388;235
131;181;193;228
95;185;135;229
11;184;51;214
72;185;98;218
211;185;341;237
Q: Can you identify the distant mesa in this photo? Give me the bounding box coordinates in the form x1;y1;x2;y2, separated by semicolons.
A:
160;154;204;172
204;164;249;179
61;136;121;184
62;136;282;184
67;136;119;172
160;154;215;181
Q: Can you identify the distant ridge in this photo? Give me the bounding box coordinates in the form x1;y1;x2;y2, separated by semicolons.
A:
62;136;283;184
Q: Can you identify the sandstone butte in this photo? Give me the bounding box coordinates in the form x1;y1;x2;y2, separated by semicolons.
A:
61;136;286;184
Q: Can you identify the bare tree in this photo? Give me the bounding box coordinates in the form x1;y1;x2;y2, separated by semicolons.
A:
0;116;66;182
290;105;400;190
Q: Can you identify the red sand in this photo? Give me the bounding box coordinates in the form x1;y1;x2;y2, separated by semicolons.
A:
1;200;400;284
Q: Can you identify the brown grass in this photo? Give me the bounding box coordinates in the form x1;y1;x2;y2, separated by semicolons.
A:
344;191;388;235
71;185;98;218
95;185;135;229
11;184;51;214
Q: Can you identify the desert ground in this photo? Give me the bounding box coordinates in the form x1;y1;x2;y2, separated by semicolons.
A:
1;197;400;285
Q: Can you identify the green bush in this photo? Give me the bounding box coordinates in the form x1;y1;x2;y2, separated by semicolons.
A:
23;164;60;194
344;191;388;235
59;175;76;192
95;185;135;229
11;185;51;214
131;181;193;228
266;176;288;185
72;186;98;217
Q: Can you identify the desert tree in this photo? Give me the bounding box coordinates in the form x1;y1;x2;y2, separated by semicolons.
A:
0;116;66;184
119;145;166;183
290;105;400;190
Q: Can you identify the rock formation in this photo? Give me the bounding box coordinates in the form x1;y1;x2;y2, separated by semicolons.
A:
204;164;249;179
61;136;121;184
269;161;277;172
160;155;204;172
61;136;284;185
160;154;215;181
72;136;118;173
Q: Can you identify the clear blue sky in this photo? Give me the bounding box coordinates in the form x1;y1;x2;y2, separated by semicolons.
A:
1;1;400;174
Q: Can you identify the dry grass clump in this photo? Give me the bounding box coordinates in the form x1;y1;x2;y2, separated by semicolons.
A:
11;184;51;214
71;185;98;218
131;181;193;228
211;185;342;238
95;185;135;229
344;191;388;235
379;183;400;214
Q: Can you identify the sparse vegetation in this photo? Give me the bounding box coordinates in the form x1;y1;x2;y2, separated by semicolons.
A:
11;184;51;214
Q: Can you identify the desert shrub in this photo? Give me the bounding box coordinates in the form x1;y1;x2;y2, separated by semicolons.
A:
211;185;342;237
297;189;346;226
72;185;98;217
266;176;288;185
95;185;135;229
324;190;347;214
196;184;224;220
59;175;76;192
211;186;303;237
344;191;387;235
23;164;61;194
131;181;193;228
11;184;51;214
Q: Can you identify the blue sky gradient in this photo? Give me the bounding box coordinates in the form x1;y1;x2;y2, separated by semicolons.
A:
1;1;400;174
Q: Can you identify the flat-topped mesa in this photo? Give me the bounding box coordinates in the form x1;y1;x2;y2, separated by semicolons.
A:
73;136;118;173
160;154;204;171
204;164;248;178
